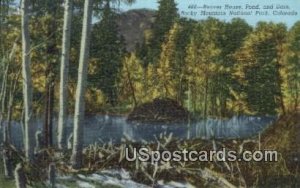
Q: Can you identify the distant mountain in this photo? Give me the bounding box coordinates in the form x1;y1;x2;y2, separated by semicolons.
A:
116;9;156;52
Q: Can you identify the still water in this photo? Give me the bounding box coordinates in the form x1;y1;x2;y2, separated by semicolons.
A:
1;115;276;148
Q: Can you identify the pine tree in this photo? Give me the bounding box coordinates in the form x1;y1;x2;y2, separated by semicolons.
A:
146;63;160;101
157;22;181;100
29;0;63;147
218;18;252;117
185;18;222;117
119;53;145;107
285;21;300;110
234;22;287;115
90;2;125;105
0;0;15;54
147;0;179;65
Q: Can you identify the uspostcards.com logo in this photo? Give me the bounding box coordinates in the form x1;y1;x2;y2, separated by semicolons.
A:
125;148;278;164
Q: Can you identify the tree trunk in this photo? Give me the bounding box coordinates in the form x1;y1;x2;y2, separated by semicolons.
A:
187;80;191;112
44;81;55;147
125;60;137;107
48;83;54;146
48;163;56;188
204;77;209;119
67;133;73;150
15;163;26;188
34;130;42;154
5;69;21;145
58;0;73;150
0;62;9;130
276;40;286;115
44;2;58;148
71;0;93;169
295;83;299;111
2;147;13;178
0;0;10;54
1;61;17;178
21;0;34;162
5;37;20;141
43;82;49;147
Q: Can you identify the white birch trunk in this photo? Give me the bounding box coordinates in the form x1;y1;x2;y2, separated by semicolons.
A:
21;0;34;162
15;163;26;188
58;0;73;150
71;0;93;169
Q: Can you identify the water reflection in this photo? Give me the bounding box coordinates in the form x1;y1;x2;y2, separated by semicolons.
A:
1;115;276;148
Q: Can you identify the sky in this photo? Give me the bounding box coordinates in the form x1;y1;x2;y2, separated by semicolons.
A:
11;0;300;27
119;0;300;28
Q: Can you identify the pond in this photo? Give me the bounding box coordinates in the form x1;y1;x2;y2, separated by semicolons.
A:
0;115;276;148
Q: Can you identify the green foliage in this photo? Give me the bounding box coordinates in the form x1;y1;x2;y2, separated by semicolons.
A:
285;21;300;110
0;0;15;55
1;0;299;118
151;0;179;44
90;2;126;105
119;53;145;107
30;0;63;15
234;22;287;115
145;0;179;65
157;22;182;100
185;18;224;117
219;18;252;116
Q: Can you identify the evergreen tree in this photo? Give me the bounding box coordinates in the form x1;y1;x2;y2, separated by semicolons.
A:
146;0;179;65
119;53;145;107
146;63;160;100
135;38;148;68
219;18;252;116
28;0;63;147
174;18;195;104
90;2;125;105
0;0;14;56
157;22;181;100
285;21;300;110
185;18;223;117
234;22;287;115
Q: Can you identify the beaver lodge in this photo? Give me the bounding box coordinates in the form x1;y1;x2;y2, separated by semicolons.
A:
126;98;190;124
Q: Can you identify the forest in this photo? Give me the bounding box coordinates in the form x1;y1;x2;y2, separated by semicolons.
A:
0;0;299;187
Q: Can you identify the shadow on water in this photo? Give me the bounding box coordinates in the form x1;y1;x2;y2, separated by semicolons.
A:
0;115;276;148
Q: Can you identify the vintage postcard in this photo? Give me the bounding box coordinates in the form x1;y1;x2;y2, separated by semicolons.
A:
0;0;299;187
